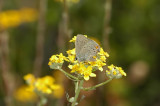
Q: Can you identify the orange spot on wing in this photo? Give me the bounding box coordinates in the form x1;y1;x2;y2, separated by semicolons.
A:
95;46;99;49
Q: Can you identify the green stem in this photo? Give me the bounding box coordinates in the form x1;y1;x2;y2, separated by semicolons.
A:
37;94;47;106
59;68;78;80
71;80;84;106
83;78;112;91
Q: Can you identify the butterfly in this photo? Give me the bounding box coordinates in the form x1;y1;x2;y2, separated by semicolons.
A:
75;34;100;62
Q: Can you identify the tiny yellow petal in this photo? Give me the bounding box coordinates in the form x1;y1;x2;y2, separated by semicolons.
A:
84;76;89;81
69;36;76;42
68;65;73;69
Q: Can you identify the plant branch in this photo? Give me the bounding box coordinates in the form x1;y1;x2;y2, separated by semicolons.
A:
103;0;112;51
71;80;84;106
33;0;48;77
57;0;71;52
0;31;16;106
83;78;112;91
59;68;78;81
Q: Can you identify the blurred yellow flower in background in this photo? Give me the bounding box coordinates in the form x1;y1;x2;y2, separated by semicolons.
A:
15;74;63;102
14;85;37;102
20;8;37;22
53;85;64;98
35;76;60;94
24;73;36;85
0;8;37;30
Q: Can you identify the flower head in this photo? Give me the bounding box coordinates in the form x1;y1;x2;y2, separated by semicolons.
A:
106;64;126;79
35;76;60;94
24;74;36;85
98;48;109;57
23;74;62;95
48;53;69;69
82;66;96;81
0;8;37;30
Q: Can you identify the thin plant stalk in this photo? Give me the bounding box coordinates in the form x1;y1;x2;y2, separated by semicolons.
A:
57;0;71;52
71;80;84;106
0;31;16;106
59;68;78;80
0;2;16;105
33;0;48;77
103;0;112;51
96;0;112;105
83;78;112;91
0;0;3;11
56;0;71;105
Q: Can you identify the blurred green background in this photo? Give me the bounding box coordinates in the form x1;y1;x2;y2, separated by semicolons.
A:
0;0;160;106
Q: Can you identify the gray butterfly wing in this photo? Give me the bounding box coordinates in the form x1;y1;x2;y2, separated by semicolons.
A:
75;34;89;60
78;39;100;61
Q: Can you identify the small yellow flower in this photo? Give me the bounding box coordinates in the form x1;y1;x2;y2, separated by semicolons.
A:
68;64;79;73
58;53;68;61
95;60;106;71
69;36;77;42
49;55;58;62
24;74;36;85
108;64;114;70
82;66;96;81
100;55;106;62
66;48;76;55
117;67;126;76
113;70;117;75
68;55;76;63
89;61;97;66
49;53;68;66
66;48;77;63
77;63;86;73
106;64;126;79
106;70;111;75
48;61;52;65
35;76;58;94
98;48;109;57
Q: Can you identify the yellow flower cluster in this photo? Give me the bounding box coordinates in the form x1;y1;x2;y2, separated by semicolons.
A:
48;53;68;65
48;53;69;69
66;48;76;63
49;35;116;81
0;8;37;30
67;47;108;80
106;64;126;79
24;74;61;94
